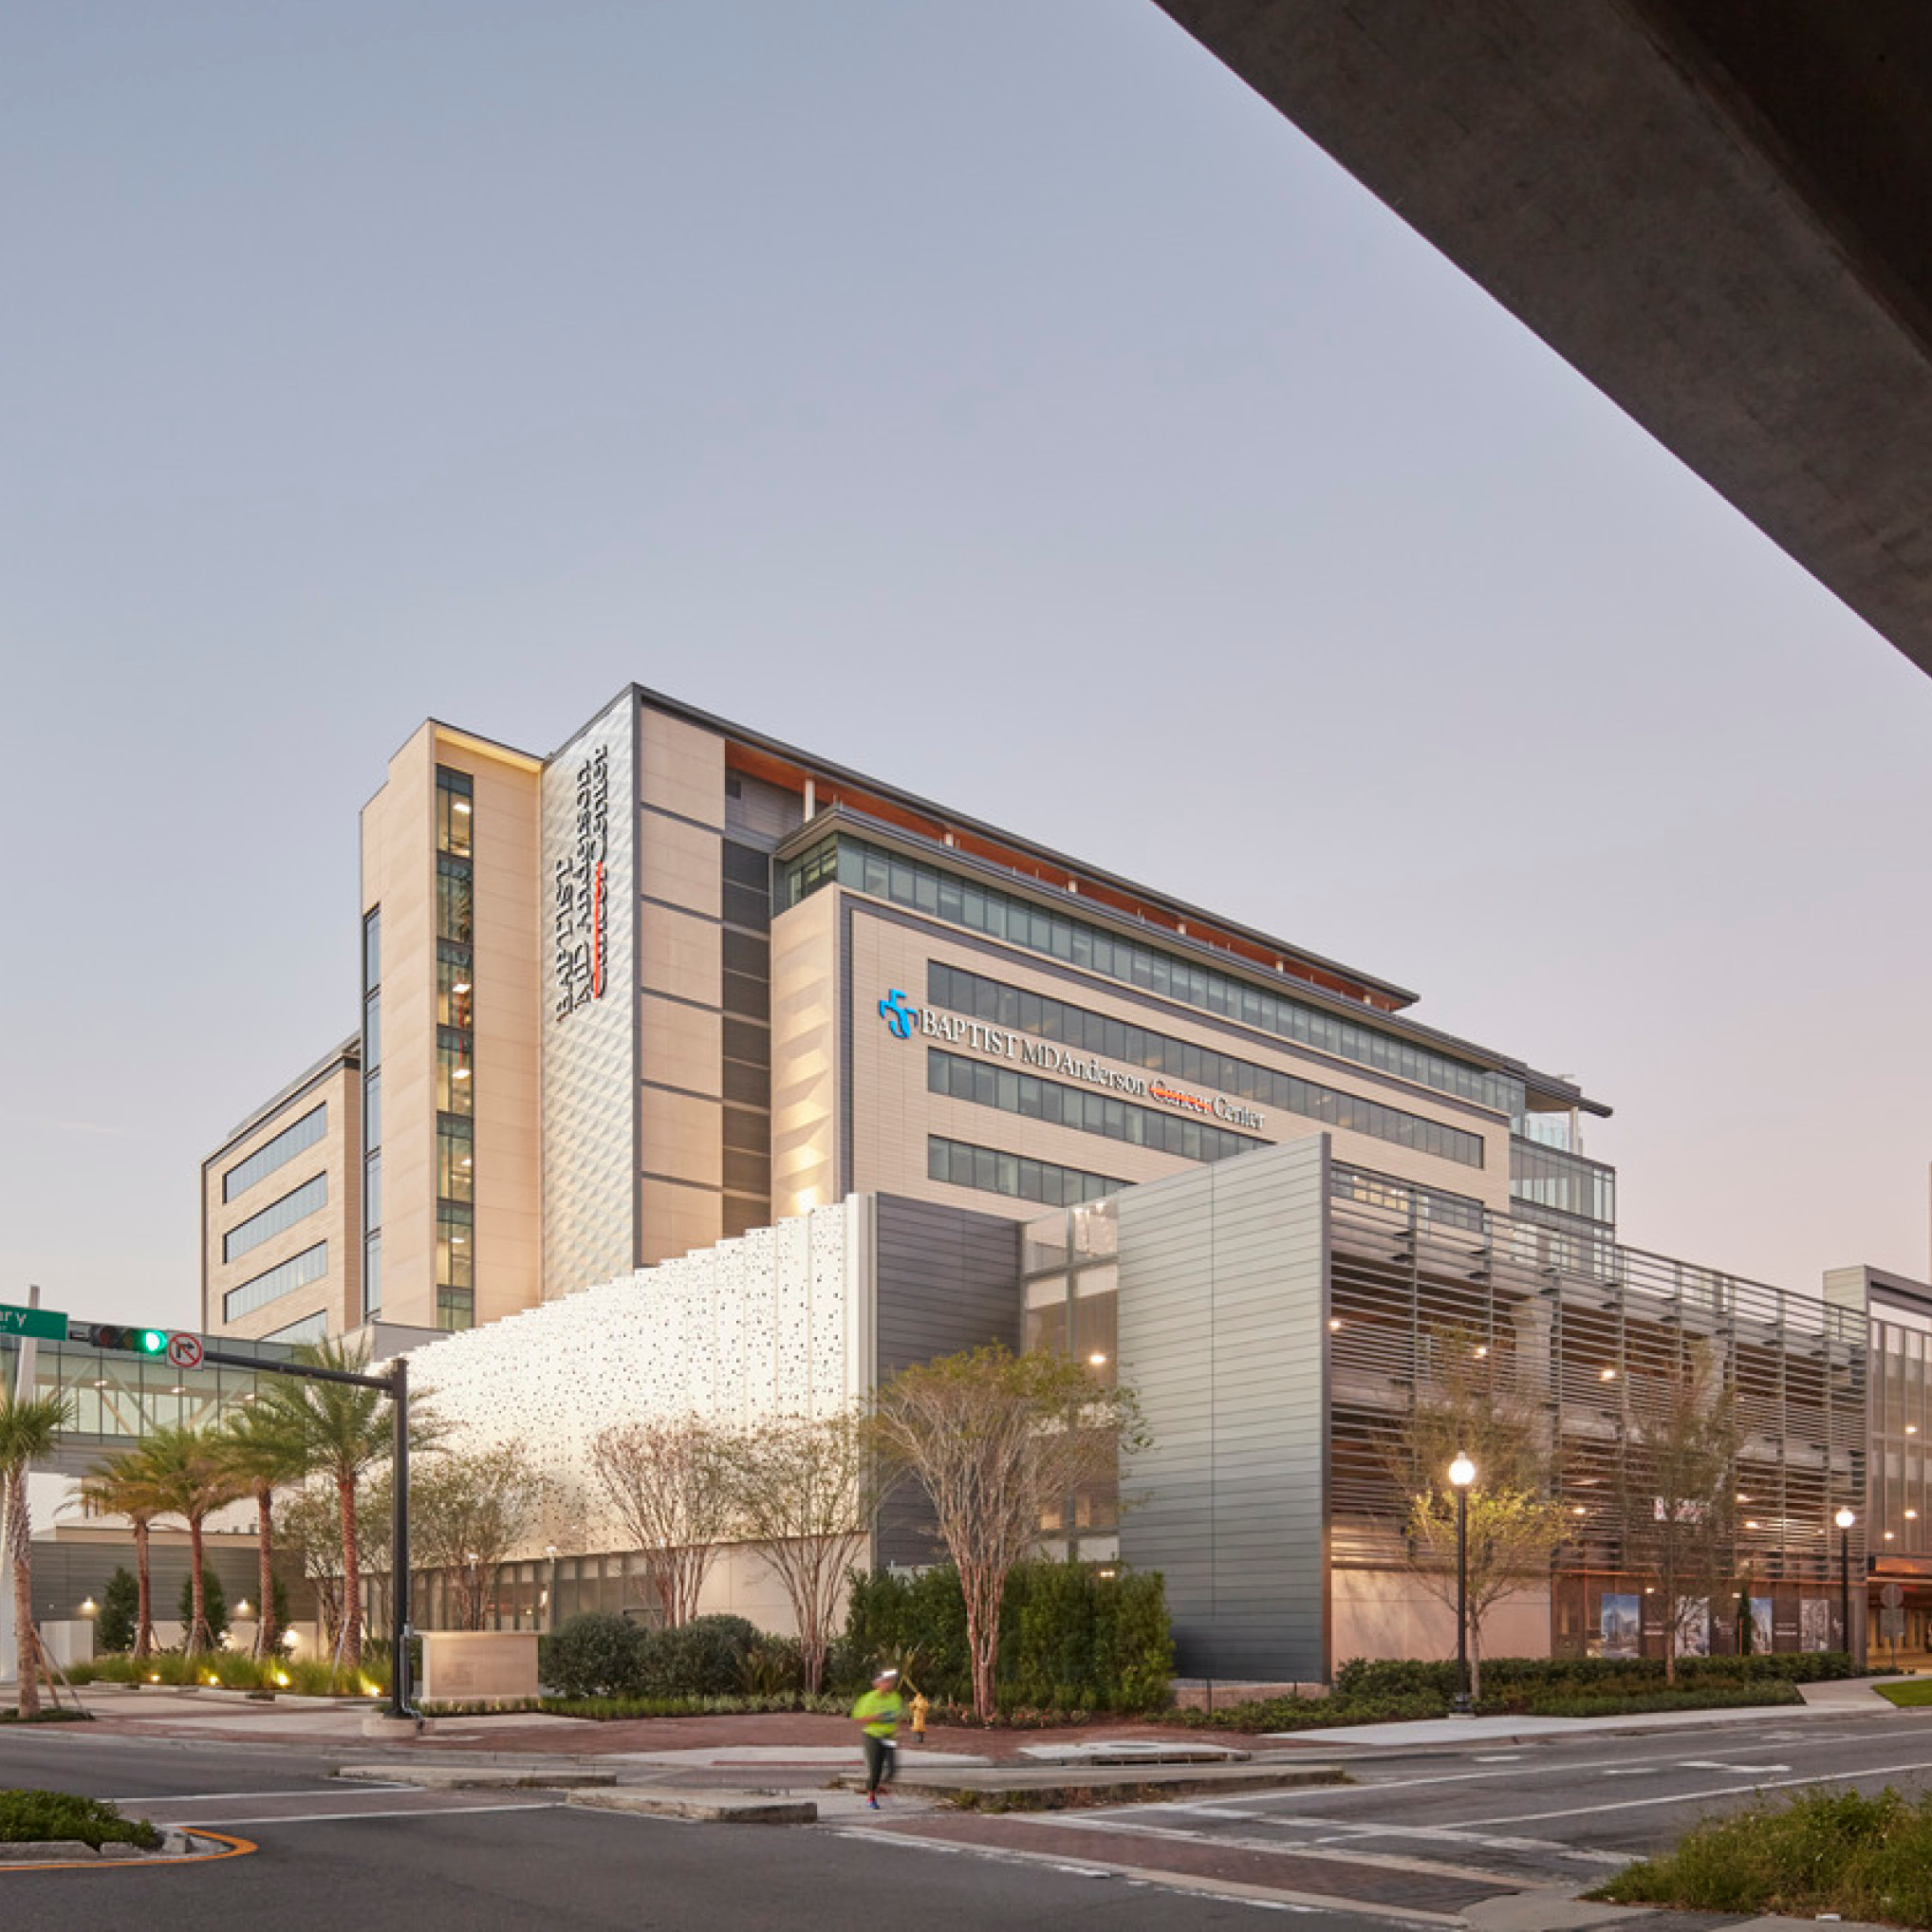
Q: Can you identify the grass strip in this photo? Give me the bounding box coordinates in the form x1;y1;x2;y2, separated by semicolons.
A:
0;1790;159;1848
1591;1786;1932;1925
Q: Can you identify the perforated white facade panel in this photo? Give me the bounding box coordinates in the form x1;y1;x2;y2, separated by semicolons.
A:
404;1199;870;1561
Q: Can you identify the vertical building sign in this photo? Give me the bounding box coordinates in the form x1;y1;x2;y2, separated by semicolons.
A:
541;702;634;1299
553;746;609;1018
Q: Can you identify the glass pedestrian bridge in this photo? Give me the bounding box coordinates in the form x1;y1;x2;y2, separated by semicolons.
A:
3;1330;300;1477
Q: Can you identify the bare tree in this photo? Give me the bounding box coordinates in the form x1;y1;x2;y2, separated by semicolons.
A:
868;1346;1144;1723
589;1416;739;1627
725;1411;880;1692
1624;1339;1741;1684
1384;1327;1567;1704
412;1444;543;1630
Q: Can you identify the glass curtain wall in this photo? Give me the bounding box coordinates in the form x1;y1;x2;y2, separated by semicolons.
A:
362;909;381;1322
435;767;475;1329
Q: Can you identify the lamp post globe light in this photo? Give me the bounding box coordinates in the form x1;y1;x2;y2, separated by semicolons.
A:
1834;1507;1857;1659
1449;1453;1477;1716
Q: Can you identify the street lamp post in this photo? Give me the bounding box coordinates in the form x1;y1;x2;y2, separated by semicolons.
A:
1450;1453;1477;1716
1835;1507;1856;1661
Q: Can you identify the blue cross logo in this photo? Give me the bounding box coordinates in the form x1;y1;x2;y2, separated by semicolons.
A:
879;989;918;1039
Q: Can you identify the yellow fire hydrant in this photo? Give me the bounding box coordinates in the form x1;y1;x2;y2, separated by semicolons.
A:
910;1692;929;1743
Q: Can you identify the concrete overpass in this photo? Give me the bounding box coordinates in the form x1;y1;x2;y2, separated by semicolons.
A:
1151;1;1932;675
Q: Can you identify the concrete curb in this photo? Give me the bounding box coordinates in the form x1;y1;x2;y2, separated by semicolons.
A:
862;1760;1347;1802
567;1789;816;1825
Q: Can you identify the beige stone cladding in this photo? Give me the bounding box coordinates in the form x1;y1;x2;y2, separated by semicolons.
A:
366;722;545;1329
362;727;437;1325
458;737;542;1328
770;884;839;1220
633;700;729;1268
844;901;1514;1218
203;1046;360;1342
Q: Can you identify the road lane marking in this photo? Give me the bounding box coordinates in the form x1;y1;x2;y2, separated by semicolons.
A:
1459;1757;1932;1829
1679;1761;1790;1774
110;1787;412;1803
193;1800;561;1827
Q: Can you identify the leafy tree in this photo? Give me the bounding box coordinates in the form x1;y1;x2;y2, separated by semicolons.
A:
589;1416;739;1628
411;1444;542;1631
77;1444;169;1660
141;1425;245;1653
1384;1327;1567;1704
280;1482;347;1655
214;1401;310;1658
246;1339;418;1668
97;1566;139;1654
1623;1339;1742;1685
866;1346;1144;1722
724;1410;880;1692
177;1565;229;1646
0;1389;74;1717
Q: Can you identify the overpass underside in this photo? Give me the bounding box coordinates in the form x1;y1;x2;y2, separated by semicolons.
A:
1152;0;1932;674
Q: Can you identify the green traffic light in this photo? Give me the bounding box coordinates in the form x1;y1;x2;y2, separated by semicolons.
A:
139;1328;167;1355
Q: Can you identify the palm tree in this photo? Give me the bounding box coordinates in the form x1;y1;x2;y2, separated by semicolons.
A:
1;1389;75;1718
141;1425;245;1654
249;1339;399;1671
214;1403;309;1658
78;1444;169;1660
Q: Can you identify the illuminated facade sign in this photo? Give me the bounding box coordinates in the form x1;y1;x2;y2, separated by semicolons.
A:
552;746;609;1019
878;988;1265;1131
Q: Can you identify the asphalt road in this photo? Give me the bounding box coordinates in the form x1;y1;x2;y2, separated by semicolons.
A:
9;1706;1932;1929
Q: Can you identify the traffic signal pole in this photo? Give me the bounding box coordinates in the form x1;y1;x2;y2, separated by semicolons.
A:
199;1345;418;1723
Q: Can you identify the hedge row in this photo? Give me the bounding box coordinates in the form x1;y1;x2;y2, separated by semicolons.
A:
844;1561;1173;1711
1333;1651;1862;1702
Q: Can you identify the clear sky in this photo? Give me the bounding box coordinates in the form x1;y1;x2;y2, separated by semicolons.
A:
5;1;1929;1332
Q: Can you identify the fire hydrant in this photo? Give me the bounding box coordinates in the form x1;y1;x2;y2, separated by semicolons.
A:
910;1692;929;1743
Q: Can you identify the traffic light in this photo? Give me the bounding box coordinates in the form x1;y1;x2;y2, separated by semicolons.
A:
83;1324;169;1356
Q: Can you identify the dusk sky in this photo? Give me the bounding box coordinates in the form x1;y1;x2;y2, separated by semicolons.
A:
6;1;1929;1332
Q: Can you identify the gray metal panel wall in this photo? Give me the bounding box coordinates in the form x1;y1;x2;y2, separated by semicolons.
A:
872;1195;1024;1568
1118;1135;1331;1681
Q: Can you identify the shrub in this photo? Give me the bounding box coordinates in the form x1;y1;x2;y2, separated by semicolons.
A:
177;1566;229;1645
637;1615;762;1697
544;1613;647;1699
0;1789;159;1848
97;1567;139;1654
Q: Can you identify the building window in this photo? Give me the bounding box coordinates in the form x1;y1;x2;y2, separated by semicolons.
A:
223;1105;327;1201
927;1136;1123;1208
437;856;474;946
225;1241;327;1321
437;1201;474;1291
436;1288;475;1332
782;833;1523;1117
362;906;381;1321
927;1048;1264;1165
437;1031;474;1115
264;1309;328;1346
437;765;474;858
437;943;474;1029
223;1173;328;1263
437;1116;474;1202
928;961;1486;1170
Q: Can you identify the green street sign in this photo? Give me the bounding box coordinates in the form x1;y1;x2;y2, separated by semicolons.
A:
0;1304;69;1344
